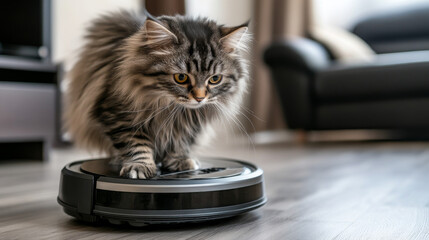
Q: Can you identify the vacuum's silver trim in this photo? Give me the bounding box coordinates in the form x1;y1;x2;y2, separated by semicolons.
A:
93;197;267;218
96;169;264;193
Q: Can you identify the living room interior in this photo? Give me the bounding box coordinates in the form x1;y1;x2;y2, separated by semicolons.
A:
2;0;429;239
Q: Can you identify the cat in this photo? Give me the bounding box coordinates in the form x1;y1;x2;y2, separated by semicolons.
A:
64;10;250;179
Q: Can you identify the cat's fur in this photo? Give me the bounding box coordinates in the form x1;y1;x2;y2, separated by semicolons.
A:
65;11;250;179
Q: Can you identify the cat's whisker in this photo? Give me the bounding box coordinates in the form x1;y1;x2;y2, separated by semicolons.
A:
154;105;180;156
234;108;257;133
211;104;235;142
223;97;258;133
225;100;265;122
140;102;174;127
214;102;255;153
166;106;181;154
118;107;158;113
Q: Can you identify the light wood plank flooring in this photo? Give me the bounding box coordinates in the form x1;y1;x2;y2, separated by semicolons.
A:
2;138;429;239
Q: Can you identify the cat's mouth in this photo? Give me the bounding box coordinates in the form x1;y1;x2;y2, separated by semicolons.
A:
182;101;206;109
177;97;207;109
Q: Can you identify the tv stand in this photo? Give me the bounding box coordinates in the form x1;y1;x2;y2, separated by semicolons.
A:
0;55;61;161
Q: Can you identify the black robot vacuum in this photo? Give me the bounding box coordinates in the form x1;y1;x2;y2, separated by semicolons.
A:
57;158;266;226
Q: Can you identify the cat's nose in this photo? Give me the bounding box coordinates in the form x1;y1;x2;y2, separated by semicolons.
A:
191;88;207;102
194;97;205;102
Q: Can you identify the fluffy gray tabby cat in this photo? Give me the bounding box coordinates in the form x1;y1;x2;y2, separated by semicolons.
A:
65;11;250;179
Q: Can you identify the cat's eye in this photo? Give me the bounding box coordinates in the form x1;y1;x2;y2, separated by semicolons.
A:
173;73;189;84
209;75;223;85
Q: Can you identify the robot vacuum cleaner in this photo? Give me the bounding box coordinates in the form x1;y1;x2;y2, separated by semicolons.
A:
57;158;266;226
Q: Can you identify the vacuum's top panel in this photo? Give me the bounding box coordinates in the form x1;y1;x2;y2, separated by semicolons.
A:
79;158;254;180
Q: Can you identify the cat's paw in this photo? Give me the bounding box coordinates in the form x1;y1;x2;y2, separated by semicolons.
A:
120;161;157;179
163;157;200;172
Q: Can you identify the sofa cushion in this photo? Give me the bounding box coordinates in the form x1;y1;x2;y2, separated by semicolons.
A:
310;24;375;63
315;51;429;102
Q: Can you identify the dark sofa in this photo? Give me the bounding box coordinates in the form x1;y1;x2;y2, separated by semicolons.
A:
264;38;429;131
352;4;429;53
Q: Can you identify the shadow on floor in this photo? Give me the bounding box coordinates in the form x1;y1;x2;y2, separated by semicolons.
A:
63;212;262;233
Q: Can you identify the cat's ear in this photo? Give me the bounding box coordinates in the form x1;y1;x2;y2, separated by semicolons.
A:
143;19;178;46
220;23;250;53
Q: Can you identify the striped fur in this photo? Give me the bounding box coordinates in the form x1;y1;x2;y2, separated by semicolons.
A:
64;11;250;179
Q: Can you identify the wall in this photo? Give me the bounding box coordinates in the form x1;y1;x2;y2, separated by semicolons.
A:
314;0;429;29
52;0;254;68
185;0;253;26
52;0;141;68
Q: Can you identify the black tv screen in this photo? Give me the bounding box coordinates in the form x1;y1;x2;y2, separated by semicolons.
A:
0;0;49;59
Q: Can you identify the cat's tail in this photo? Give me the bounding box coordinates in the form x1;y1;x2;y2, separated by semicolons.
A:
67;10;144;104
85;10;144;48
64;10;144;152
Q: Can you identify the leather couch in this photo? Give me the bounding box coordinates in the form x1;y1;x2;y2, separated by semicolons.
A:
264;38;429;131
352;4;429;54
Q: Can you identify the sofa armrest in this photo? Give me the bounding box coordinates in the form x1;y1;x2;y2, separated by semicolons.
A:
263;38;331;74
263;38;331;129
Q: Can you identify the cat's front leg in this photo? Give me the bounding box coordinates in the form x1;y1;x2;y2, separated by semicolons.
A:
119;145;157;179
109;131;157;179
162;154;200;172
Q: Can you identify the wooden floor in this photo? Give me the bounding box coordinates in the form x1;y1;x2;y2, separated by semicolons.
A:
2;137;429;239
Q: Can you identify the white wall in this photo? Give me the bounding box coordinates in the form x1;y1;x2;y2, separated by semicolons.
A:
52;0;141;68
314;0;429;29
53;0;254;67
185;0;253;26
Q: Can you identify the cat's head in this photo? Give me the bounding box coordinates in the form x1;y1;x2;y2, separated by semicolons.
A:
121;15;250;110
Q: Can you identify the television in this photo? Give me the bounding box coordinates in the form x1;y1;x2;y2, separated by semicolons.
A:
0;0;51;61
